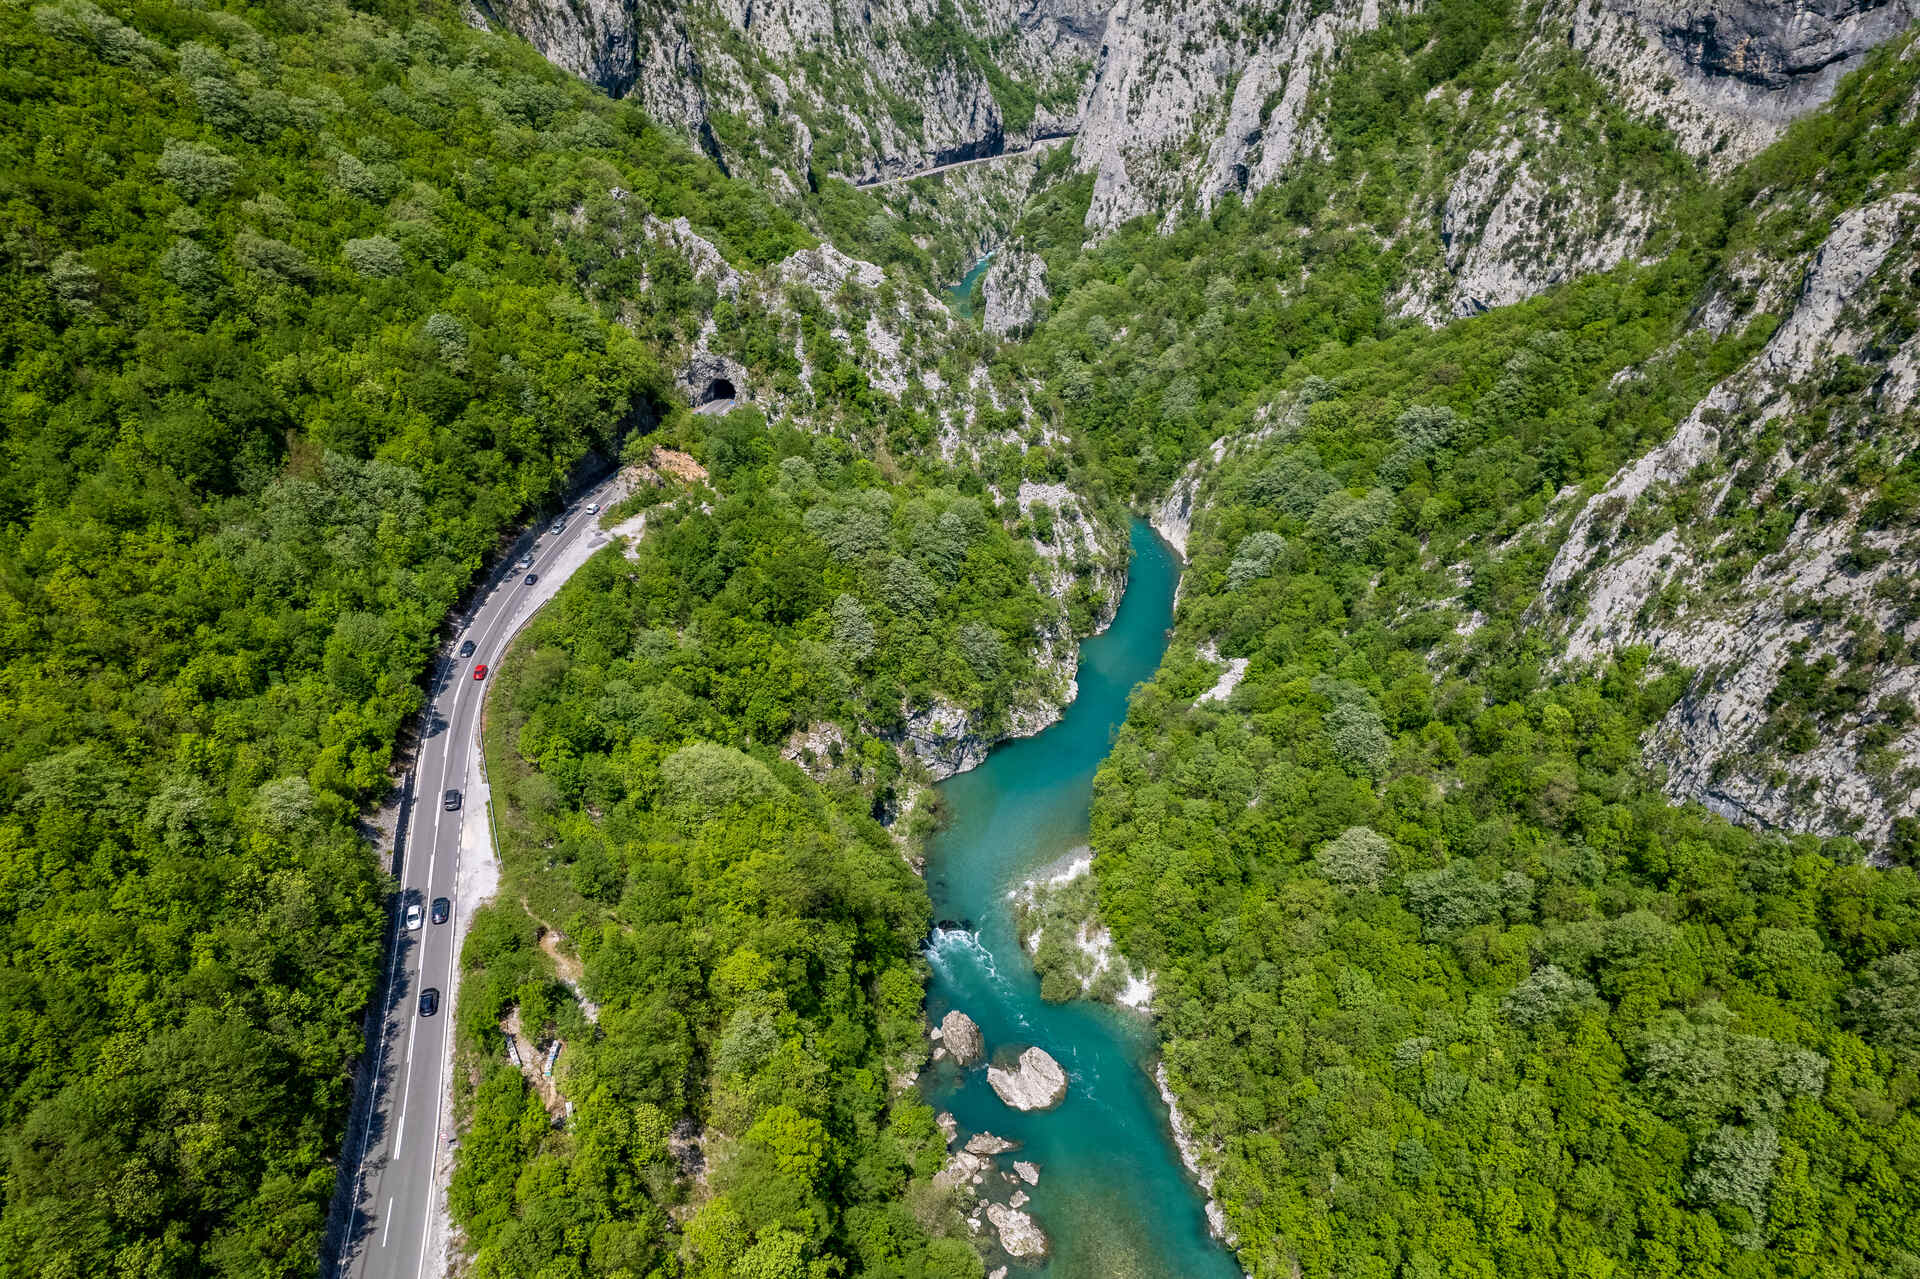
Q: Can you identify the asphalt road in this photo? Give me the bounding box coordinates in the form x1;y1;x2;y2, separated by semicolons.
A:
852;133;1075;188
335;473;627;1279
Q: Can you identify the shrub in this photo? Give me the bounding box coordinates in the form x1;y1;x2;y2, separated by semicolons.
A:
235;231;314;286
343;235;404;277
156;139;238;200
1315;826;1392;891
1226;531;1287;588
1325;700;1390;775
1502;964;1598;1028
660;742;783;815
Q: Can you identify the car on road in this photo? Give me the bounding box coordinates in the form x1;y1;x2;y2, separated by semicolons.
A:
458;639;475;658
431;897;450;925
517;554;534;569
473;663;487;680
419;987;439;1017
523;573;538;586
405;902;423;930
443;789;461;811
586;503;600;515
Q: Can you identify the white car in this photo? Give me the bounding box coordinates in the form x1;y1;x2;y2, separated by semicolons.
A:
586;503;600;515
405;903;423;930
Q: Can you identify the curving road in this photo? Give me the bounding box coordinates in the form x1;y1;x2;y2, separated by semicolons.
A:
332;470;631;1279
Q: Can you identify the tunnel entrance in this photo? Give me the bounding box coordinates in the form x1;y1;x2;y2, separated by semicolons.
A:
702;377;736;404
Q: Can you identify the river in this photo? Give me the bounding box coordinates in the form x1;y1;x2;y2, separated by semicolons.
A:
947;252;994;320
920;519;1241;1279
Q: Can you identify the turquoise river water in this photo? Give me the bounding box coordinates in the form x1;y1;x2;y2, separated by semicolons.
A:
947;253;994;320
920;520;1241;1279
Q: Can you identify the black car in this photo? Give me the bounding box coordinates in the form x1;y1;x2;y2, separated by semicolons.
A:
523;573;538;586
443;789;461;811
418;987;439;1017
431;896;451;925
458;639;475;658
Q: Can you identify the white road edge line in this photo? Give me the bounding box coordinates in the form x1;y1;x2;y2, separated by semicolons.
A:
396;1007;417;1157
409;489;609;1279
342;804;410;1266
339;483;612;1279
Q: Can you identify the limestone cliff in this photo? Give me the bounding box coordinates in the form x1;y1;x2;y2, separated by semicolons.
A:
600;197;1129;784
1568;0;1920;163
473;0;1101;186
1534;189;1920;849
493;0;1919;323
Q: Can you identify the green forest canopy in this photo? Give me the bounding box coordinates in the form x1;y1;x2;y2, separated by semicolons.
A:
0;0;809;1272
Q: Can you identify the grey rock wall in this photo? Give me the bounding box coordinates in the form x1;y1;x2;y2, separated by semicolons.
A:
1566;0;1920;163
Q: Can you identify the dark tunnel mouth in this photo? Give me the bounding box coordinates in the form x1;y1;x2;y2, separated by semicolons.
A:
702;377;736;404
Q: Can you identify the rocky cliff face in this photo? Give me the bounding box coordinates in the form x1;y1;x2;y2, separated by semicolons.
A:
494;0;1917;324
1075;0;1390;233
615;202;1009;456
1534;188;1920;849
1568;0;1920;162
476;0;1102;187
1424;115;1661;318
980;245;1048;335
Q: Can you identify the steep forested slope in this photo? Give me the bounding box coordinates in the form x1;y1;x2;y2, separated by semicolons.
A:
450;426;1077;1279
0;1;838;1273
1054;34;1920;1279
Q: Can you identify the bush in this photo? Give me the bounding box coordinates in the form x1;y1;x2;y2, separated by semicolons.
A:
1325;700;1390;776
660;742;784;815
343;235;404;277
1502;964;1598;1028
1226;531;1287;588
155;138;238;199
1314;825;1392;891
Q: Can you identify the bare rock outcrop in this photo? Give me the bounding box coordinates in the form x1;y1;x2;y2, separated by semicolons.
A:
988;1046;1069;1111
480;0;1106;183
980;246;1048;335
965;1131;1018;1155
1532;192;1920;850
1566;0;1919;164
1435;117;1657;318
940;1010;986;1067
986;1202;1049;1258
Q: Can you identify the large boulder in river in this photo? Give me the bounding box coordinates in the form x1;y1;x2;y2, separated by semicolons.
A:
987;1203;1049;1258
988;1046;1068;1111
940;1010;985;1067
965;1132;1017;1155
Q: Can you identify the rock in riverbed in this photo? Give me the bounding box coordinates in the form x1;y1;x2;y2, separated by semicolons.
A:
966;1132;1017;1155
1013;1160;1040;1185
987;1202;1049;1258
988;1046;1068;1111
935;1148;988;1192
941;1009;985;1067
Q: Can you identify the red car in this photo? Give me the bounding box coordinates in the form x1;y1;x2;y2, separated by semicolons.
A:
472;664;487;680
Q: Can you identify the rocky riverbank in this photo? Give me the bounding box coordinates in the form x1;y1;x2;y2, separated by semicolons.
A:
1156;1063;1238;1248
1010;850;1156;1009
